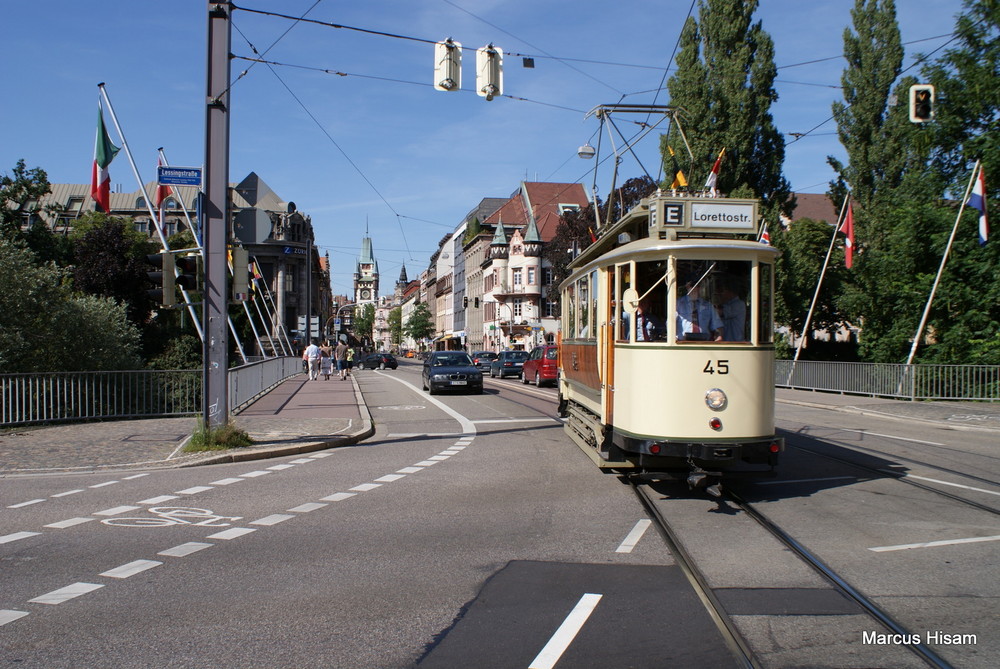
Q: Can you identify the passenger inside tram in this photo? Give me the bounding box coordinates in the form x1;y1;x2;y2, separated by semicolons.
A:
714;275;748;342
677;275;723;341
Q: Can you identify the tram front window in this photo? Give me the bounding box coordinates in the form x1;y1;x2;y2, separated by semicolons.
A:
675;260;751;343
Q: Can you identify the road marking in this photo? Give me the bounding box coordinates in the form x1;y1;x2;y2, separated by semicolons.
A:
449;445;467;450
139;495;180;505
350;483;382;492
528;593;604;669
267;464;296;471
615;519;653;553
289;458;314;464
870;534;1000;552
210;478;244;485
428;455;450;461
51;489;84;498
397;467;424;474
45;518;95;529
288;502;327;513
175;486;214;495
205;527;256;540
7;499;45;509
472;418;559;425
440;450;462;455
94;505;141;516
101;560;162;578
374;474;405;483
89;481;119;488
756;476;856;486
414;460;439;467
159;542;213;557
240;471;272;478
320;492;356;502
0;610;29;627
0;531;41;545
901;474;1000;497
122;473;149;480
29;583;104;605
251;514;295;526
839;428;944;446
308;452;333;458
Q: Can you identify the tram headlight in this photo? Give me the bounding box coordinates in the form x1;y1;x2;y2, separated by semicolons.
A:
705;388;728;411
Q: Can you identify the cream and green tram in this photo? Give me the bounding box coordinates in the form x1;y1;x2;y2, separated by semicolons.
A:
557;192;784;491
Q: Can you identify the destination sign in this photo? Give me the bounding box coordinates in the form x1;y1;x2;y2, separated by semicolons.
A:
689;201;755;229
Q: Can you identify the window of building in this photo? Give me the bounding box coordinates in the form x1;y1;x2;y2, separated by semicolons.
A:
135;197;146;209
65;197;84;214
543;268;553;286
545;300;558;318
559;204;581;215
163;197;179;209
512;268;522;286
527;267;536;285
513;298;523;319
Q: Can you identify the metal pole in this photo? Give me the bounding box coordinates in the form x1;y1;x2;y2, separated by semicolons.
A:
203;1;232;429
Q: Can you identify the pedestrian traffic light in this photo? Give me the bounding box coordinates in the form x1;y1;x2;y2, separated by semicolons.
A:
145;251;176;306
476;44;503;101
230;245;248;302
434;38;462;91
909;84;935;123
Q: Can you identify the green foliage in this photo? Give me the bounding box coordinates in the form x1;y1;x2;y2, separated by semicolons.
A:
184;421;253;452
388;306;403;349
404;302;435;343
147;334;202;370
352;302;376;343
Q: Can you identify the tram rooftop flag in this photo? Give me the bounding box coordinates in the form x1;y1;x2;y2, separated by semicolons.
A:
705;148;725;195
90;106;120;213
840;200;855;268
969;166;988;246
668;145;688;190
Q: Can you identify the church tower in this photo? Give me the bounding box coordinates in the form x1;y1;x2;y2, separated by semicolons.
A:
354;232;379;305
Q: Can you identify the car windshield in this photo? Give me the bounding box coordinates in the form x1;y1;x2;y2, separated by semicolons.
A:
433;354;473;366
507;352;529;360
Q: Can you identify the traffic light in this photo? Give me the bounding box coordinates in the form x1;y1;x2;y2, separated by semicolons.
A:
175;254;199;293
463;295;469;308
434;38;462;91
231;246;248;302
909;84;935;123
145;252;175;306
476;44;503;100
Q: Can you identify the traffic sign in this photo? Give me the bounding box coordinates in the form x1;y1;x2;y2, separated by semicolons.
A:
157;166;203;187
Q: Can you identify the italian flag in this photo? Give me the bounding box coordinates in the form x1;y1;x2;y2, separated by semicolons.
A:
90;105;120;213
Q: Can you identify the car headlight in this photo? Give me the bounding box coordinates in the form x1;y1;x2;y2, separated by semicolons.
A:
431;374;449;381
705;388;727;411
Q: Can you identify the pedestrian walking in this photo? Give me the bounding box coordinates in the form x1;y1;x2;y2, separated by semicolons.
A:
335;339;349;380
346;347;355;377
303;341;322;381
320;342;333;380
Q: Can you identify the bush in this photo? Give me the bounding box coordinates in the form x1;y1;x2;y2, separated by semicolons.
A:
184;421;253;452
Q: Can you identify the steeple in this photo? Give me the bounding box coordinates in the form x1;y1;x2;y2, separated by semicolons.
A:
397;264;408;287
490;223;509;261
522;217;541;257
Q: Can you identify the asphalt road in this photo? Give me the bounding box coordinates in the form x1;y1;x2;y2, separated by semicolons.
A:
2;362;998;668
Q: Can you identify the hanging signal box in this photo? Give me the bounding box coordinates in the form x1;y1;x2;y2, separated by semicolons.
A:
909;84;935;123
476;44;503;100
434;39;462;91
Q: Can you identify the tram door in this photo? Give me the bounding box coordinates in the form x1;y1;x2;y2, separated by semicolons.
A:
600;265;617;426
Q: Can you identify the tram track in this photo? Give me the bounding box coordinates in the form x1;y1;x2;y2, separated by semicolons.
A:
629;477;956;669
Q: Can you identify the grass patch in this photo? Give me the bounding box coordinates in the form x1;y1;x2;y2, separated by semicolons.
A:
183;421;254;452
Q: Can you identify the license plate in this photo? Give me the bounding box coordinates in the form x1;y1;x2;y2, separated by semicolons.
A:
449;380;467;385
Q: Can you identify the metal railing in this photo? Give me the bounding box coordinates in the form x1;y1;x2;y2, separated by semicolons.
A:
1;357;302;427
775;360;1000;401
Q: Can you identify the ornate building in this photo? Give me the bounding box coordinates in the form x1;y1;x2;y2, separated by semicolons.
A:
353;234;379;305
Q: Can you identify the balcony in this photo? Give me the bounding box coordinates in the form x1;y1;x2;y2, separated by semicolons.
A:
493;283;541;297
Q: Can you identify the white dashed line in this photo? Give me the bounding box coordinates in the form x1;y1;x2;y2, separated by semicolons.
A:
428;455;450;461
7;499;45;509
211;478;244;485
349;483;381;492
529;593;604;669
94;505;140;516
374;474;405;483
205;527;256;540
308;452;333;458
29;583;104;605
0;610;29;627
51;489;84;498
175;486;214;495
44;518;95;529
267;464;296;471
138;495;179;505
122;473;149;480
251;514;295;526
240;471;271;478
414;460;439;467
89;481;119;489
288;503;327;513
0;531;41;545
289;458;314;464
320;492;356;502
615;519;652;554
100;560;162;579
870;534;1000;552
159;542;213;557
397;467;424;474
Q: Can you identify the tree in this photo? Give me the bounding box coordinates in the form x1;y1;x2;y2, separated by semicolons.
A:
662;0;791;220
352;303;376;346
388;306;403;351
1;160;52;240
404;302;435;346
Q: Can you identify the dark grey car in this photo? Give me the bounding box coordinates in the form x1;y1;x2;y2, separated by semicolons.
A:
489;350;529;378
422;351;484;395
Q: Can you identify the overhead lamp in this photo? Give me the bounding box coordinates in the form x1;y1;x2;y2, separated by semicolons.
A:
578;143;596;159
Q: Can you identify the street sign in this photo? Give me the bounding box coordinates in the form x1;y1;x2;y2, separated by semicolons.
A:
157;166;203;187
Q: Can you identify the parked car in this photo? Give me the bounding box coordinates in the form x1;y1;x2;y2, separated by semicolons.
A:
489;350;530;378
471;350;498;371
422;351;483;395
521;344;559;387
358;353;397;370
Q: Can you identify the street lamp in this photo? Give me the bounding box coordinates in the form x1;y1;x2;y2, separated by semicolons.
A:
325;302;357;342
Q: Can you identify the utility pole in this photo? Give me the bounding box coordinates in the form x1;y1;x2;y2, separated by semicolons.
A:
204;1;231;429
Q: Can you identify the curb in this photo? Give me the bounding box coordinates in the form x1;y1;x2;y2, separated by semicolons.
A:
776;397;1000;435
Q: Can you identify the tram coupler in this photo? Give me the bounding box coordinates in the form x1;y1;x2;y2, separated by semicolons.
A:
686;468;723;497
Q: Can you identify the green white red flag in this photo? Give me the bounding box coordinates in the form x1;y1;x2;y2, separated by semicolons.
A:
90;105;120;213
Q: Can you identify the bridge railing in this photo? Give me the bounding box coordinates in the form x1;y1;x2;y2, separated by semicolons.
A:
775;360;1000;401
1;357;302;427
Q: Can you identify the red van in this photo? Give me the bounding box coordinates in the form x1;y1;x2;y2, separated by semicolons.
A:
521;344;559;387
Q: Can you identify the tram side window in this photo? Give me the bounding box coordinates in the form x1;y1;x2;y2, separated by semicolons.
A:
565;283;576;338
759;263;773;343
578;276;590;338
632;260;669;341
617;264;632;341
588;270;598;340
675;260;751;342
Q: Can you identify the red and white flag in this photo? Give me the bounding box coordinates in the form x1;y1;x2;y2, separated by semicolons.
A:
704;148;725;196
759;221;770;245
90;104;120;213
840;200;855;268
968;166;988;246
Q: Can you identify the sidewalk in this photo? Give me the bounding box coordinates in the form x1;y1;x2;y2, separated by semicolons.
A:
0;373;373;477
1;380;997;477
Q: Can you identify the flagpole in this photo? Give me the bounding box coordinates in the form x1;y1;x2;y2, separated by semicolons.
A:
793;194;850;363
98;84;205;342
905;160;981;366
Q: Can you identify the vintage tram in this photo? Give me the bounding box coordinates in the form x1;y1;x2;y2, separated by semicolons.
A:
557;191;783;493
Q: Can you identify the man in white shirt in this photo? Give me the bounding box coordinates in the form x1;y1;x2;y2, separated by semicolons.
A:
302;341;322;380
676;279;723;341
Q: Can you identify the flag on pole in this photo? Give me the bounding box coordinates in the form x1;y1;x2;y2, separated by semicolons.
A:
588;227;597;243
759;222;770;245
667;145;687;190
704;148;725;196
155;156;174;209
968;166;989;246
840;200;855;268
90;104;120;213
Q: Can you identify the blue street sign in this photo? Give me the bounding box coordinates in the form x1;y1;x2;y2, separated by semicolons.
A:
157;166;203;187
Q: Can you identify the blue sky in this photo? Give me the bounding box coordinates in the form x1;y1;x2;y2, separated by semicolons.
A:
4;0;967;296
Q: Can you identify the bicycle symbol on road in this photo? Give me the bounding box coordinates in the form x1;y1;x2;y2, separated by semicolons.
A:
101;506;242;528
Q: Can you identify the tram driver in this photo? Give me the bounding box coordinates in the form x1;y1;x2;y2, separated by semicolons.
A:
677;276;723;341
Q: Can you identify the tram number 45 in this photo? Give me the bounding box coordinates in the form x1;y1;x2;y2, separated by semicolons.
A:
703;360;730;375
